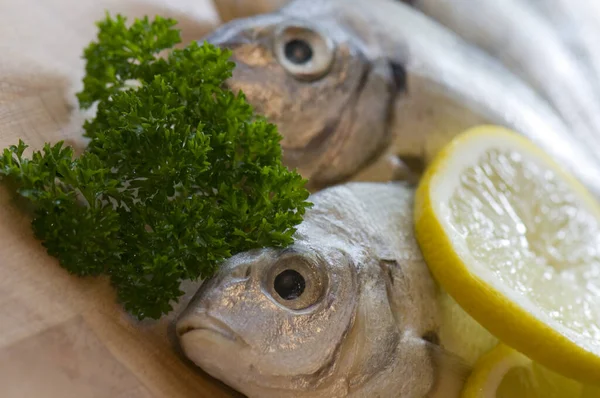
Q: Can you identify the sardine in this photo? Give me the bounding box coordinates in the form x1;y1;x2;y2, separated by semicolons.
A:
526;0;600;94
408;0;600;151
176;182;497;398
202;0;600;198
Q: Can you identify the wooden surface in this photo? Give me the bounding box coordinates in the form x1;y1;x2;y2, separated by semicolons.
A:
0;0;244;396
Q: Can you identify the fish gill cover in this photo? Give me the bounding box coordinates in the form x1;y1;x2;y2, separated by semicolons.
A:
0;14;312;320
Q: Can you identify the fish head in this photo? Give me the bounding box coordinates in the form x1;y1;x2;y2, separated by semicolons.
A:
175;239;466;397
175;243;359;396
203;11;405;189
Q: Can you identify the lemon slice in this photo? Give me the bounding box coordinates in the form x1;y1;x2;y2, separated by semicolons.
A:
414;125;600;384
461;344;600;398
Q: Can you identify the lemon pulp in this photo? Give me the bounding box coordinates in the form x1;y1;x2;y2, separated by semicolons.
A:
447;146;600;345
415;125;600;383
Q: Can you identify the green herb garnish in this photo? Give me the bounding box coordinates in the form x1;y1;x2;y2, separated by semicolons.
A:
0;14;311;320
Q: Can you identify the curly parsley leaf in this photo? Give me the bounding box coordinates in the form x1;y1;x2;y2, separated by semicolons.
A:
0;13;312;320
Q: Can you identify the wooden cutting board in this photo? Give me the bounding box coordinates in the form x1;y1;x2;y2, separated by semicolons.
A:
0;0;244;396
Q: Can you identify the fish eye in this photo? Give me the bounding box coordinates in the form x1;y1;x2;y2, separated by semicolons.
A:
265;251;327;310
284;39;313;65
274;24;335;81
274;269;306;300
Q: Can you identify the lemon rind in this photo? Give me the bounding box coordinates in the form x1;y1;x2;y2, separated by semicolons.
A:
461;344;532;398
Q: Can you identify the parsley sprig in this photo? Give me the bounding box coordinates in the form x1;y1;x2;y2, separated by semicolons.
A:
0;14;311;319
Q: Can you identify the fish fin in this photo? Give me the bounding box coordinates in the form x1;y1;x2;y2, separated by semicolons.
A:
426;342;472;398
397;154;425;176
387;155;422;184
389;61;408;93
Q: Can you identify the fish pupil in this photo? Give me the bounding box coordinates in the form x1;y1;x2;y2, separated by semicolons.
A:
284;39;313;65
274;269;306;300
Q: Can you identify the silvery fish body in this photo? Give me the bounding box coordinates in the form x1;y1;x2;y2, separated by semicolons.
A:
527;0;600;94
409;0;600;146
176;182;496;398
204;0;600;198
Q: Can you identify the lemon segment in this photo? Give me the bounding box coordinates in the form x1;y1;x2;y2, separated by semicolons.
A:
461;344;586;398
414;125;600;384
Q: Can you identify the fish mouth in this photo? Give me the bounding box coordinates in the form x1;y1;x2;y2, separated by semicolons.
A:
176;314;240;343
